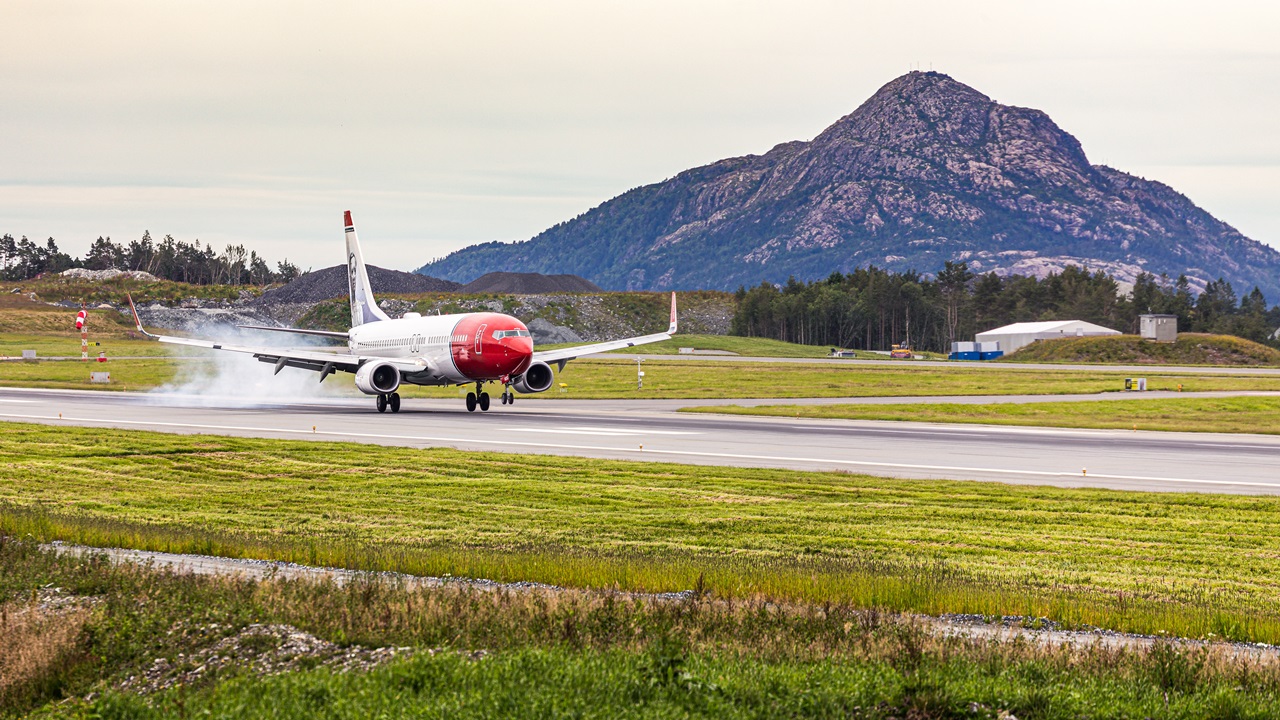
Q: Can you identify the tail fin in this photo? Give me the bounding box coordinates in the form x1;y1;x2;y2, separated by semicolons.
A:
344;211;390;327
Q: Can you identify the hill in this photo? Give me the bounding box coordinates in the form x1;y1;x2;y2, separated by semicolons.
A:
1003;333;1280;366
419;71;1280;299
460;272;601;294
254;265;459;306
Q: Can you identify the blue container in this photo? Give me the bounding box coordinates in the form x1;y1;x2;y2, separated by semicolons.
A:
949;351;981;361
979;351;1004;361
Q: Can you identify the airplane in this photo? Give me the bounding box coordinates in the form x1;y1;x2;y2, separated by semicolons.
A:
128;210;678;412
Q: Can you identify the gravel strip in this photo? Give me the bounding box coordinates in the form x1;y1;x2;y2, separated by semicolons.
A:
45;542;1280;660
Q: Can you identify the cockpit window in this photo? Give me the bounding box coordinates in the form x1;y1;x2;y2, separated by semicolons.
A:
492;329;531;339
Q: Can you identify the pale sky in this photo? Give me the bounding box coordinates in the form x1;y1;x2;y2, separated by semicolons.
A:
3;1;1278;273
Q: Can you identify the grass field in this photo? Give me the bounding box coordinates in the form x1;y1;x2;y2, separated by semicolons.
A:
683;396;1280;435
8;350;1280;400
9;541;1279;719
5;420;1280;647
0;333;174;359
0;358;194;391
597;334;879;358
540;333;945;360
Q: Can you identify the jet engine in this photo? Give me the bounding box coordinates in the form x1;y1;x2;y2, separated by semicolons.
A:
354;360;401;395
512;361;554;394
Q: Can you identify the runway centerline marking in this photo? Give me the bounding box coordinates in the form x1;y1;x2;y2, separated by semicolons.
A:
3;411;1276;490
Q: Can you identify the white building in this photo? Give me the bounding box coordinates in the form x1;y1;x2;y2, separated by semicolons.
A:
975;320;1121;354
1139;314;1178;343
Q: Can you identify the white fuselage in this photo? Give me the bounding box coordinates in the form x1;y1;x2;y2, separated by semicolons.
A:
346;311;534;386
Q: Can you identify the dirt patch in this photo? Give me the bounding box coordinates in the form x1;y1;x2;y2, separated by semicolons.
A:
0;589;98;698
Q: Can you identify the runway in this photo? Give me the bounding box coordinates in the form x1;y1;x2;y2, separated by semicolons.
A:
3;386;1278;494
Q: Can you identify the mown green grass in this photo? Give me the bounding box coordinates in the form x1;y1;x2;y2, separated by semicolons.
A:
10;540;1279;719
405;358;1280;400
0;358;189;391
684;396;1280;435
8;326;1280;399
601;334;861;358
4;421;1280;644
6;353;1280;401
540;333;943;359
0;333;174;359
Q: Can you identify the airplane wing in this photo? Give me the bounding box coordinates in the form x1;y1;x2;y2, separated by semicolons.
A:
533;292;677;366
127;295;416;379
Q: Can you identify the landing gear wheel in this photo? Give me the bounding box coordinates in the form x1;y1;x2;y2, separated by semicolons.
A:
478;392;490;412
389;393;401;413
465;392;477;412
376;394;388;413
500;392;508;405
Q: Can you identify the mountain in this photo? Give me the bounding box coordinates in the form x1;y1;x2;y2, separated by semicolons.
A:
419;72;1280;300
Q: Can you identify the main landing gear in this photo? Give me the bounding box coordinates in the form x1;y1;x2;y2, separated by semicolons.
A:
376;392;401;413
466;382;493;412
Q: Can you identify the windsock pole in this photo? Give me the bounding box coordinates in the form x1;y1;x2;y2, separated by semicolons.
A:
77;304;88;360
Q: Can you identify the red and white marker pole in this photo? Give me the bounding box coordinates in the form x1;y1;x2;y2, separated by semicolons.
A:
76;306;88;360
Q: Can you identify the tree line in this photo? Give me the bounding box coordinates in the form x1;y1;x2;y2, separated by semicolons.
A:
0;232;300;286
731;262;1280;352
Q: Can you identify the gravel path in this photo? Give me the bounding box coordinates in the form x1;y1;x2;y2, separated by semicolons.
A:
47;542;1280;660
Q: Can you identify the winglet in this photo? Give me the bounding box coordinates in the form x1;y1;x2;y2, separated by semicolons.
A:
669;292;678;334
126;294;158;338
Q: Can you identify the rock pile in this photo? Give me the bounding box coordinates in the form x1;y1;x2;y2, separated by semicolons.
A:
119;622;418;694
256;265;459;305
61;268;159;282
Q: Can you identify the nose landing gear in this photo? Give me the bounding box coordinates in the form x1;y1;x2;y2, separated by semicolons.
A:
375;393;401;413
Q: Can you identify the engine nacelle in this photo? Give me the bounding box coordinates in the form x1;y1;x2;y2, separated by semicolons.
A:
512;361;554;394
354;360;401;395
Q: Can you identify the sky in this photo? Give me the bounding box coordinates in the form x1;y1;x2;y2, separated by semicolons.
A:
3;1;1278;274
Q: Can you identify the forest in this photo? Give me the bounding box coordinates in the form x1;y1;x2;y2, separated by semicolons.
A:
730;262;1280;353
0;232;299;286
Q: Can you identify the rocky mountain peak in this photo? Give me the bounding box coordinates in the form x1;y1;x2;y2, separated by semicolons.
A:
820;71;995;148
420;72;1280;300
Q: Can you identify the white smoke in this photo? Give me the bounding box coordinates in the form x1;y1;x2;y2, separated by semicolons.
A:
146;328;357;409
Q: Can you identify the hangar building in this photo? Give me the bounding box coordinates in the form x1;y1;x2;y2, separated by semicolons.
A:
975;320;1121;354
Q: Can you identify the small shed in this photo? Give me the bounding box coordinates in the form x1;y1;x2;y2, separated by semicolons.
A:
1139;314;1178;343
975;320;1121;354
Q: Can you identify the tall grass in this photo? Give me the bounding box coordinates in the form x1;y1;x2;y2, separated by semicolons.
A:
8;536;1280;719
7;505;1280;646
